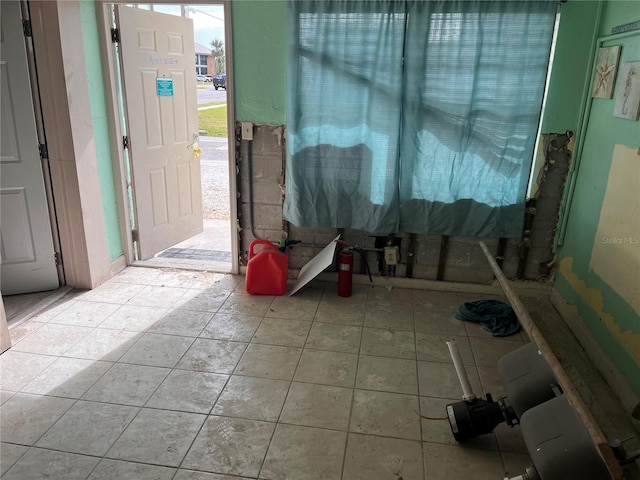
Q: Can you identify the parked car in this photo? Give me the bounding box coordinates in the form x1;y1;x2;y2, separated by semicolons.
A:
213;74;226;90
196;74;207;82
204;75;214;82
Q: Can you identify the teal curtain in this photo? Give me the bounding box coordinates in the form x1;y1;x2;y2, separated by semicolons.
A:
284;0;557;237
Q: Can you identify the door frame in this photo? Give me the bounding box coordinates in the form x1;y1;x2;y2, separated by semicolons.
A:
96;1;240;274
1;1;63;293
28;0;126;289
20;1;65;287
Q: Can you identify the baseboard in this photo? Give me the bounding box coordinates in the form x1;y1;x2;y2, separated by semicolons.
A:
550;288;640;416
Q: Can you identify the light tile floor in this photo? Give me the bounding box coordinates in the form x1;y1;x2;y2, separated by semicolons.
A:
1;267;537;480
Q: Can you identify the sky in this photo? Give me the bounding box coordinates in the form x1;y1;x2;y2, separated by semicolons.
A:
149;4;226;52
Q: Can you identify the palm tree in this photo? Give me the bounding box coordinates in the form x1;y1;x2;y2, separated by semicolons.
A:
210;39;225;75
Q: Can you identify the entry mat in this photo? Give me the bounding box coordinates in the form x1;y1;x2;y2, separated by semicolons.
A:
157;248;232;262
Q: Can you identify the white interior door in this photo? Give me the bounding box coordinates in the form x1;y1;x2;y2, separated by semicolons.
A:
0;1;58;295
117;6;203;260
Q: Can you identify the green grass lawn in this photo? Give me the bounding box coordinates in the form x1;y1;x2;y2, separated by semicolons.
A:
199;104;227;137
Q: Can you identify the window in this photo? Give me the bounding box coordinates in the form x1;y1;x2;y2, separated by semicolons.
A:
196;54;208;74
284;0;557;237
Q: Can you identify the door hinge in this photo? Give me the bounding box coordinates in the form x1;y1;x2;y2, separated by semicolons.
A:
131;230;138;242
39;143;48;159
123;136;129;149
54;252;63;266
111;28;120;43
23;19;32;37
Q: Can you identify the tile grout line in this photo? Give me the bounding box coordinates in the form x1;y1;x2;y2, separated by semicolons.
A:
252;289;308;480
413;289;428;480
338;286;368;480
119;280;237;479
4;274;535;479
71;282;227;478
7;303;148;470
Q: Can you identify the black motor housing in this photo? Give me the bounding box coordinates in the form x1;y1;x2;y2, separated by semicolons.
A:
446;394;516;442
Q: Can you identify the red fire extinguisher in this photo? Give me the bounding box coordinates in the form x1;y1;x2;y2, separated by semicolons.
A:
337;241;353;298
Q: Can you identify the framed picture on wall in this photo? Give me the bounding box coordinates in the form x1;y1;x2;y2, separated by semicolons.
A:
613;62;640;121
592;46;621;98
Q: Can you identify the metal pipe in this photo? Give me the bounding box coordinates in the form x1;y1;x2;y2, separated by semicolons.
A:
447;340;476;401
478;241;623;480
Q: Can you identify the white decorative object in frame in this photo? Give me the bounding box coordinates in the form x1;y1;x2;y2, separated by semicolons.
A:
613;61;640;121
592;46;621;98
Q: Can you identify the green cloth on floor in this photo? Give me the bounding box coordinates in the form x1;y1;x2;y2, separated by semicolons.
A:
455;300;521;337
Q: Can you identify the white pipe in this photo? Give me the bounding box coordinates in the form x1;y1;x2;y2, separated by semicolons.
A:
446;340;476;401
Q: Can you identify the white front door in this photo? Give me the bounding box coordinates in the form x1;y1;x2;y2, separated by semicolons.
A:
0;1;58;295
116;6;203;260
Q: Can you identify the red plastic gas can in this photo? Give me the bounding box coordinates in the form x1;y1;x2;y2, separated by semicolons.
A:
245;240;288;295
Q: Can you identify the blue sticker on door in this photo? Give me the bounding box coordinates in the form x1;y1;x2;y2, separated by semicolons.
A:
156;77;174;96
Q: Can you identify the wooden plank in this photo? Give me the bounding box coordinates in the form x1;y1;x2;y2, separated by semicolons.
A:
478;241;624;480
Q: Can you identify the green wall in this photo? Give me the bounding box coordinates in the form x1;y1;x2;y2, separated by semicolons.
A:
541;1;600;133
231;0;611;133
230;0;634;132
598;0;640;35
232;0;287;124
554;0;640;395
79;0;123;261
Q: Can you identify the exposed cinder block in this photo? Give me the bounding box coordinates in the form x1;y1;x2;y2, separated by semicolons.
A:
313;231;343;246
501;239;521;279
411;264;438;280
443;267;494;284
252;125;286;157
415;237;441;265
446;239;499;267
537;172;567;199
240;203;283;246
446;241;474;266
342;229;378;249
524;246;554;280
240;203;283;230
288;249;317;270
239;155;283;181
235;126;566;286
241;177;283;205
241;228;283;251
286;225;318;244
529;222;557;246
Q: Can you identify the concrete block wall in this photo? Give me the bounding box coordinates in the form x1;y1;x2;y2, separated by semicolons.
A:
237;125;286;263
523;133;573;279
236;124;569;284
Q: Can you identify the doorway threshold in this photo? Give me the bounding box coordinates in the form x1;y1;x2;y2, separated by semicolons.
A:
133;257;232;273
157;247;231;262
5;286;74;329
134;218;234;273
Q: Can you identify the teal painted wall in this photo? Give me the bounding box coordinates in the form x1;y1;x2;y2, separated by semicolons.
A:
231;0;607;132
232;0;286;124
541;1;600;133
231;0;640;394
554;0;640;395
79;0;123;262
598;0;640;35
230;1;620;132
